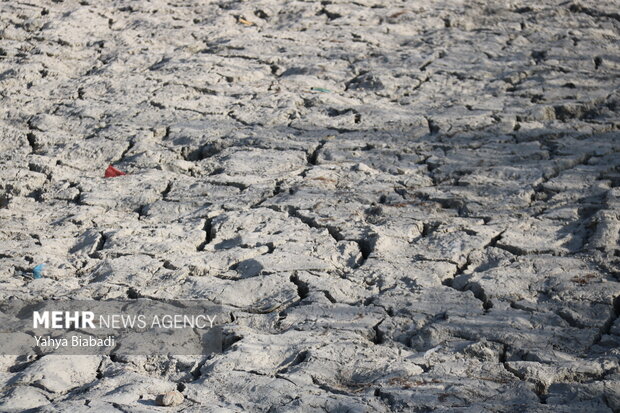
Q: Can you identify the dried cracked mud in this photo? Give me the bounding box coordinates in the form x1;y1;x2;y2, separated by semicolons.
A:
1;0;619;411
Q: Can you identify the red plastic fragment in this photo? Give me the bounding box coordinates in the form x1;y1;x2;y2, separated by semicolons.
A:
105;165;126;178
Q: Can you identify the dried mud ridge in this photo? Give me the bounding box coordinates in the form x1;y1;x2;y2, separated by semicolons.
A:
1;0;619;411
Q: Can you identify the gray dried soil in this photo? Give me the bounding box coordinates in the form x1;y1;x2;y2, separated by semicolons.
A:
0;0;619;411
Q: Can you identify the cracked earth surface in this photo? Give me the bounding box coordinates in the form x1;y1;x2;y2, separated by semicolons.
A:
1;0;619;411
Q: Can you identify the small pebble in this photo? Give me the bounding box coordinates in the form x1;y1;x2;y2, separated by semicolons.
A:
156;390;184;407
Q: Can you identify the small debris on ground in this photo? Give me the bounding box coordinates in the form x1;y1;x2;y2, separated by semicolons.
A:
32;264;45;279
311;87;332;93
238;17;254;26
104;165;126;178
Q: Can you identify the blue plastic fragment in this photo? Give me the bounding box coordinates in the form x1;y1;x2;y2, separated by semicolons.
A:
33;264;45;279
